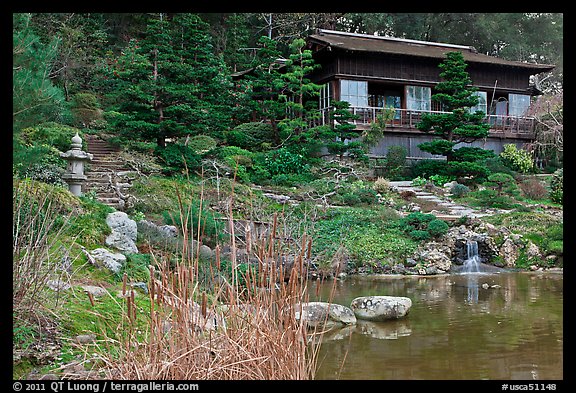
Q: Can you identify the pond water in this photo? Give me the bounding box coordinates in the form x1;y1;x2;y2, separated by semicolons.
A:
308;271;563;380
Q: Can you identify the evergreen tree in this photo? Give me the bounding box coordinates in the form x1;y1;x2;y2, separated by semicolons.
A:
325;100;362;159
416;51;490;161
13;13;68;133
107;13;233;147
277;38;323;154
243;36;287;145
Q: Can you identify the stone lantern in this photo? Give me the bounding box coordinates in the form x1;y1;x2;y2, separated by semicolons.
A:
60;133;93;196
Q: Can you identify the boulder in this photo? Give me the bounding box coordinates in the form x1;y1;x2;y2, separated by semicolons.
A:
350;296;412;321
90;248;127;274
295;302;357;329
105;211;138;253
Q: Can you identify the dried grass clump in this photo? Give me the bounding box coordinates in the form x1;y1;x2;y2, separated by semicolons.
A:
101;186;324;380
373;177;390;194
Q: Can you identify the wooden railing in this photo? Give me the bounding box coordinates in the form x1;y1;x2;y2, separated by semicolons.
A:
318;106;536;137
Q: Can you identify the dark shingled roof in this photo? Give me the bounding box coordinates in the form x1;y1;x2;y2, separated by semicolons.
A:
308;30;555;73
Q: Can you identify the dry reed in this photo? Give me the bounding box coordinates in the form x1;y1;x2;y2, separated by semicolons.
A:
101;181;326;380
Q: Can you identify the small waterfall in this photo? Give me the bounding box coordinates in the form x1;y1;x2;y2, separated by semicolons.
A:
462;240;481;273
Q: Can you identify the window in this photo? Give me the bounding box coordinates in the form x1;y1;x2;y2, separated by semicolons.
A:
319;83;332;110
508;94;530;116
340;80;368;107
470;91;488;115
406;85;431;111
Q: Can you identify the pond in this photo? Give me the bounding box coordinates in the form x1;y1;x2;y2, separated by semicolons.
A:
308;271;563;380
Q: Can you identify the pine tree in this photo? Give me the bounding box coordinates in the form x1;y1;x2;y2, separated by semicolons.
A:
416;51;490;161
13;13;68;133
107;13;233;147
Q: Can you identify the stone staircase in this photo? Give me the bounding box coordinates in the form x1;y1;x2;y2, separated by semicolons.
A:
388;180;490;221
84;135;128;209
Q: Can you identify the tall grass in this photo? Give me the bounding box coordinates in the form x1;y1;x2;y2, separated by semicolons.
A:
101;181;325;380
13;180;74;319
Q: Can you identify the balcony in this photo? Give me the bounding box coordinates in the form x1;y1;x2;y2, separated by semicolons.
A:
318;106;537;139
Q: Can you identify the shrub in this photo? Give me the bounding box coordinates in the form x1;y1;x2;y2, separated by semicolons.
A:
451;147;496;162
13;142;68;187
18;122;81;152
500;144;534;173
429;174;455;187
383;146;407;180
411;159;450;178
340;192;362;206
427;219;449;238
469;189;518;210
373;177;390;194
549;168;563;205
264;147;309;176
519;178;548;200
411;176;427;187
224;122;274;151
155;144;202;175
400;211;435;231
446;161;491;184
409;229;431;241
484;173;518;197
450;183;470;198
186;135;217;154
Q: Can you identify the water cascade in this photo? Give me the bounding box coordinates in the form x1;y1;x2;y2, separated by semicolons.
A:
463;240;481;273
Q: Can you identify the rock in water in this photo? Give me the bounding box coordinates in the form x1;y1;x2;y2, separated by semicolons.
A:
295;302;357;328
350;296;412;321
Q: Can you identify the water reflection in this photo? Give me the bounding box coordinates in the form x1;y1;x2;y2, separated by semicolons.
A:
310;272;563;380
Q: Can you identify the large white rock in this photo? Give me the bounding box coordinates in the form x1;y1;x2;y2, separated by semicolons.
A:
105;211;138;253
350;296;412;321
90;247;127;273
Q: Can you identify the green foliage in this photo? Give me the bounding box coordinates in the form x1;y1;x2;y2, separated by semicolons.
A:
427;219;449;237
325;100;362;158
482;157;515;176
18;122;81;152
13;141;67;187
450;183;471;198
484;172;518;197
106;14;233;146
161;202;224;247
411;159;450;178
224;122;274;151
408;229;431;241
549;168;563;205
264;147;309;176
154;144;202;175
333;180;379;206
451;147;496;162
186;135;217;154
397;212;448;240
120;253;152;282
418;139;456;156
363;109;395;148
71;92;104;128
484;211;562;258
446;161;491;184
468;189;519;210
411;176;427;187
13;13;69;132
310;207;414;268
499;144;534;173
382;146;408;180
416;52;490;160
429;174;455;187
66;195;114;247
